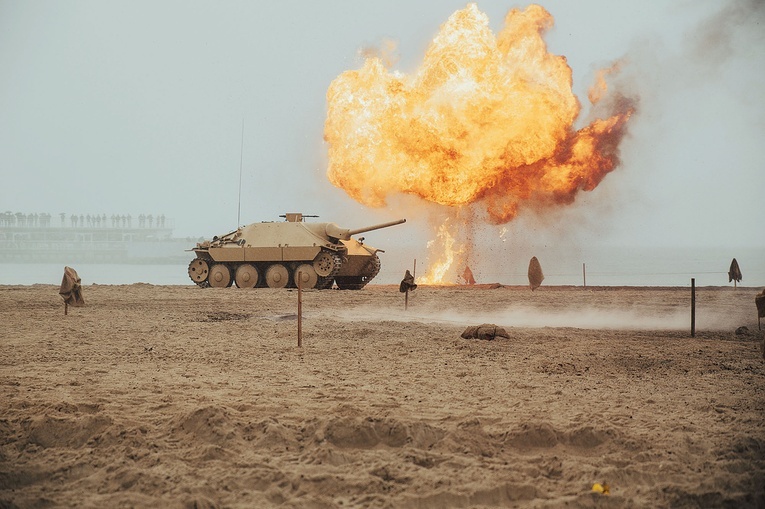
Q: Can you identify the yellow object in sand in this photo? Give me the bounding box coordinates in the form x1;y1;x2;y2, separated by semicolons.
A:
591;483;610;495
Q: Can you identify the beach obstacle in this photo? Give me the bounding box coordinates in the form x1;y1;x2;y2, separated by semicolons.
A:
461;265;476;285
400;260;417;310
755;289;765;331
728;258;742;288
59;266;84;315
460;323;510;341
528;256;544;291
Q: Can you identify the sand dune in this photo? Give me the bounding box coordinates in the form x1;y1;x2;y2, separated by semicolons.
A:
1;284;763;508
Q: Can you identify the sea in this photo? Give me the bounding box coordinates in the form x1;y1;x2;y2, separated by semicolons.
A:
2;246;763;288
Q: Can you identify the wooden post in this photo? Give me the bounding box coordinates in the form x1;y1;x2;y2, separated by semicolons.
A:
691;278;696;337
583;263;586;288
297;271;303;347
64;302;68;316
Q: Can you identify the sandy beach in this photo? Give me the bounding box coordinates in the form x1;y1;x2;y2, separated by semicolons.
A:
1;283;763;508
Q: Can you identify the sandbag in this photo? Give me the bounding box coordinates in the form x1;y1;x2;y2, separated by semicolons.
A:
461;323;510;341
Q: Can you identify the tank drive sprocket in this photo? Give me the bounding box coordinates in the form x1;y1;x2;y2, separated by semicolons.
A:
315;251;343;289
313;250;339;277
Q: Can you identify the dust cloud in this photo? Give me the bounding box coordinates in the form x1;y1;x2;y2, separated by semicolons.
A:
332;303;740;332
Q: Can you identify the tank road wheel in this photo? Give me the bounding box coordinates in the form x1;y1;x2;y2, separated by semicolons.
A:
209;264;233;288
234;264;259;289
265;264;289;288
293;264;318;289
188;259;210;287
313;251;339;277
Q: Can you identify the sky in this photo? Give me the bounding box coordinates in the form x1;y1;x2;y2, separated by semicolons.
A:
1;1;764;265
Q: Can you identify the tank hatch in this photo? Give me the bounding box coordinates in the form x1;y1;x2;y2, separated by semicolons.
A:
280;213;319;223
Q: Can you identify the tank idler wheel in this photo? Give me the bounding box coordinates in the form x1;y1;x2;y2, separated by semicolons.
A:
313;251;338;277
209;264;233;288
293;264;318;289
265;264;289;288
234;264;259;288
188;259;210;286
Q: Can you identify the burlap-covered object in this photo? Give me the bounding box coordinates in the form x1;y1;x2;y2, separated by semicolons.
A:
729;258;742;283
528;256;544;291
756;289;765;318
59;266;85;307
399;270;417;293
461;323;510;341
462;266;476;285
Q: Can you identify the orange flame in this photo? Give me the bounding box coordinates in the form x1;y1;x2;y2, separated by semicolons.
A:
420;218;463;284
324;4;635;283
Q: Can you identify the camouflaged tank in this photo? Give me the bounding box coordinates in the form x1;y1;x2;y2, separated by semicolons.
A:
187;213;405;290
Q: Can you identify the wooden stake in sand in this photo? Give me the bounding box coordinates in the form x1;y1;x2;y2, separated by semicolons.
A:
297;271;303;348
583;263;586;288
691;278;696;337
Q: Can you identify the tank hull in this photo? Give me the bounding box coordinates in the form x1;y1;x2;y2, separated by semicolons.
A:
187;214;403;290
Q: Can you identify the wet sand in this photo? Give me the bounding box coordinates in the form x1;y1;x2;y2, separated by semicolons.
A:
1;284;764;508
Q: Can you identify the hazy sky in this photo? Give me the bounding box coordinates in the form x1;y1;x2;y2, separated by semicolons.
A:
2;0;763;253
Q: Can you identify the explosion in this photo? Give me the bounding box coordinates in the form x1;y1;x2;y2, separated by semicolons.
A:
324;3;635;283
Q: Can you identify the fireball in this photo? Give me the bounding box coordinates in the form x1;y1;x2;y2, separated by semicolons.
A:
324;3;634;283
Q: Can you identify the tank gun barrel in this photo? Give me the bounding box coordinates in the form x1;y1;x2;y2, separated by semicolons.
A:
324;218;406;241
348;219;406;237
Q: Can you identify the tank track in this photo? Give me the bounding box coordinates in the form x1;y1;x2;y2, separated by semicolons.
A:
189;251;344;290
316;252;343;289
335;254;381;290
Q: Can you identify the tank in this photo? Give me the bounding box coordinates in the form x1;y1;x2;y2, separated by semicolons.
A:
187;213;406;290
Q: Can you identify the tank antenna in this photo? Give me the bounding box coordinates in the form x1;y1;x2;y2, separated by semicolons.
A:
237;118;244;228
